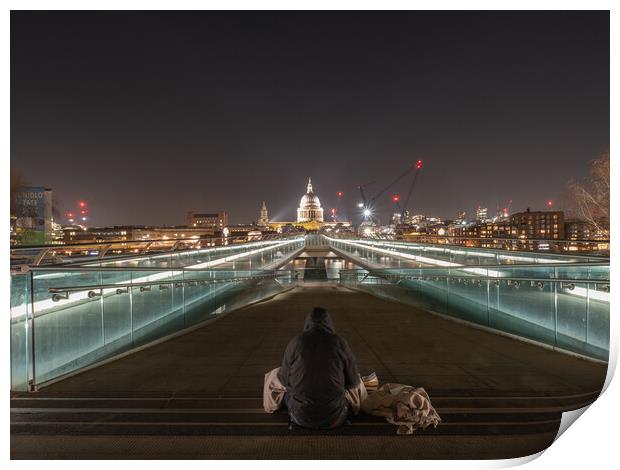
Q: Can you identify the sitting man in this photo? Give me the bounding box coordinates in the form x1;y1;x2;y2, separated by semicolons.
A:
264;307;366;429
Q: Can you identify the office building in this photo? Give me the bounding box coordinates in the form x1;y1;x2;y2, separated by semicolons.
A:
187;211;229;229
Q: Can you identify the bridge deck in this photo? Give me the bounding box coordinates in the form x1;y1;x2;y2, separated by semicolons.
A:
28;284;605;398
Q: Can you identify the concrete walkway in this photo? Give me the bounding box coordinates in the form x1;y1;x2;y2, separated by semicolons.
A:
37;284;607;398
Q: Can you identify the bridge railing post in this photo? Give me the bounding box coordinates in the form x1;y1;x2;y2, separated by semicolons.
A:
129;272;134;347
553;266;558;347
486;267;491;327
182;270;186;329
586;266;590;346
28;270;36;391
99;270;105;348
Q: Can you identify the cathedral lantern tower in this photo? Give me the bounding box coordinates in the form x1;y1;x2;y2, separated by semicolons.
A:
258;201;269;226
297;177;324;223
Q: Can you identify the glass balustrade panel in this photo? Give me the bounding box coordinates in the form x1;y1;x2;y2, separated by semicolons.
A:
10;273;30;390
32;270;105;384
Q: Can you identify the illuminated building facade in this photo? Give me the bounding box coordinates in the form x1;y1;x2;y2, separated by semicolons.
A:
187;211;229;229
565;219;610;252
12;186;53;245
510;209;564;240
297;178;324;223
476;206;489;222
268;178;350;232
479;221;517;239
62;226;219;244
258;201;269;226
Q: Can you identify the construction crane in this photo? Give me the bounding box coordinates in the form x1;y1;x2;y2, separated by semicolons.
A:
358;159;423;223
494;199;513;221
503;199;513;218
332;191;344;222
399;159;423;222
392;195;403;222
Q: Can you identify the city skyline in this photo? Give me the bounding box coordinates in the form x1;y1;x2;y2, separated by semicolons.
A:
18;175;573;229
11;11;609;226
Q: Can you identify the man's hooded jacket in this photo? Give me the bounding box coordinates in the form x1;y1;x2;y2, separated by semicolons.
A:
278;307;360;428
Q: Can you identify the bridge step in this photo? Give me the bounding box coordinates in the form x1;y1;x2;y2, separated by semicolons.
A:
10;395;572;437
10;390;599;411
11;413;561;437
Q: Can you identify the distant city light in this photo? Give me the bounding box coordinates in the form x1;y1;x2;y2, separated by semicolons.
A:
547;200;553;208
357;202;364;208
363;208;372;218
416;159;423;169
337;191;343;198
392;195;400;202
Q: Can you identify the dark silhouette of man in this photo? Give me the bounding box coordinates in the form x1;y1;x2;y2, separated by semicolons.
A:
278;307;361;429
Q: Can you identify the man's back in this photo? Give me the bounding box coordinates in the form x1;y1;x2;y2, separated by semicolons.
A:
278;307;360;429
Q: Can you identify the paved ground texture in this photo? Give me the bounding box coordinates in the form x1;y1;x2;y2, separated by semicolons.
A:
11;284;608;459
10;434;558;459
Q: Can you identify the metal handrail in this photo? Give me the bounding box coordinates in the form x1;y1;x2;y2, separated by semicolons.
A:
338;269;610;284
391;276;610;285
47;272;293;294
10;233;291;251
11;234;304;267
339;264;610;273
368;261;610;270
17;265;298;273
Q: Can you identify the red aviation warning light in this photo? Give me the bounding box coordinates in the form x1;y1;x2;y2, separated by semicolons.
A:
416;159;423;170
392;195;400;203
74;200;90;225
337;191;343;198
547;200;553;208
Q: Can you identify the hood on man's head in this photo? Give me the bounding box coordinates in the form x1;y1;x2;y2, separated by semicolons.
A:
303;307;336;333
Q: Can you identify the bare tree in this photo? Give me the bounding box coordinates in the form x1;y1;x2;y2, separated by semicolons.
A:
567;150;610;233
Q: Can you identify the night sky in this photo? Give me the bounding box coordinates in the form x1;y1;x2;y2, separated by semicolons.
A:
11;11;609;227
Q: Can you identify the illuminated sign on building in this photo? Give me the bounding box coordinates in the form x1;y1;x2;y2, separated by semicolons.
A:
14;187;52;245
